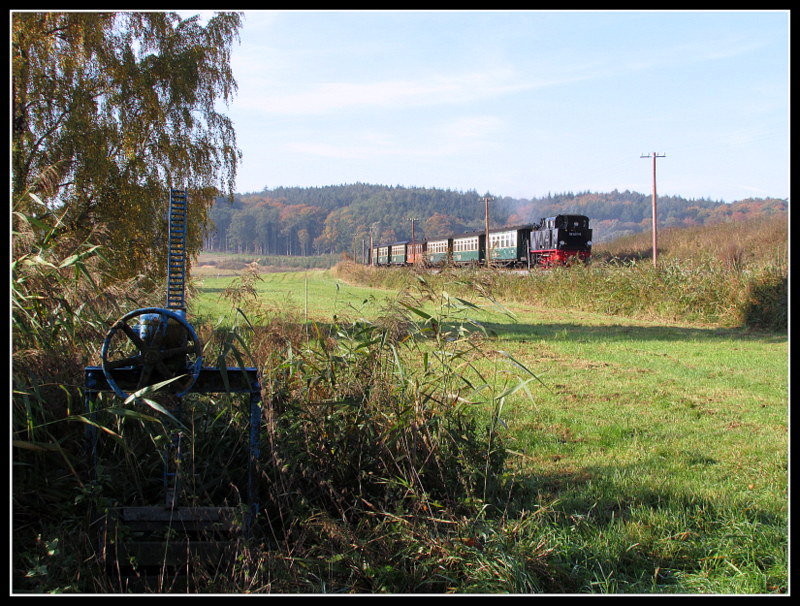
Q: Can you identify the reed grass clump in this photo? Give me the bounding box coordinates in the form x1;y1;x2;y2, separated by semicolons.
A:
12;194;171;592
741;267;787;331
508;259;756;326
231;274;535;525
150;272;546;592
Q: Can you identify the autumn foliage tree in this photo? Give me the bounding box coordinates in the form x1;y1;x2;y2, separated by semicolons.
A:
425;212;466;239
11;11;243;283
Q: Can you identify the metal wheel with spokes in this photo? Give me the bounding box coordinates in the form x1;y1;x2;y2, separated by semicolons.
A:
101;307;203;400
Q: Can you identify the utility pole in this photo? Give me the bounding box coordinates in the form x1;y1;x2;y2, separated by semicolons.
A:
483;194;493;267
409;217;417;263
370;222;380;266
641;152;665;268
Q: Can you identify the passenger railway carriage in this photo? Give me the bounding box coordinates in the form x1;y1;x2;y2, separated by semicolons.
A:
390;242;409;265
424;239;449;265
408;241;426;265
451;233;484;264
374;245;391;266
487;227;531;266
371;214;591;268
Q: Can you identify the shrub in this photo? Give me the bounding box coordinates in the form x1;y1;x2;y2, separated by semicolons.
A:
742;268;788;331
247;276;534;529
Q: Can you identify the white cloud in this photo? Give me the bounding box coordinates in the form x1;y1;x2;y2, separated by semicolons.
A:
228;10;788;201
236;69;526;116
284;114;504;162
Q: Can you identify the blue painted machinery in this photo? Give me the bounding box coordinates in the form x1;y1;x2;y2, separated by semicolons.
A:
99;190;204;402
85;189;261;579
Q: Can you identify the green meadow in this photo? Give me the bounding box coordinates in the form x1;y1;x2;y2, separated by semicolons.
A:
191;269;394;324
185;263;788;593
13;219;787;592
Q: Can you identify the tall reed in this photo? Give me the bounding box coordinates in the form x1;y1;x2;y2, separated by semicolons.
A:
12;193;188;591
220;270;540;525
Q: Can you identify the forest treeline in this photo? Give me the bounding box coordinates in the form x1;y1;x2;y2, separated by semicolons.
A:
205;183;787;257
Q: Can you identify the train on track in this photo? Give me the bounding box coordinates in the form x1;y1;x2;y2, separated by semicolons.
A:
370;214;592;269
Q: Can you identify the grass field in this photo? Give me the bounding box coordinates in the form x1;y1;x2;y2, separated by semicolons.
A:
191;268;394;324
187;264;788;593
13;208;787;593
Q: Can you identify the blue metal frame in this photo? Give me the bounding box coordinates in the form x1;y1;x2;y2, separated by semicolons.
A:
84;365;262;528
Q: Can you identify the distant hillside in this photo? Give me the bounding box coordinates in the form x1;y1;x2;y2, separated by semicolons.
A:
502;190;788;243
204;184;787;256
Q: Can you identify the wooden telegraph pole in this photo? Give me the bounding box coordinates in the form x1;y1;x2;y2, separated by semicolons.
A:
641;152;665;268
484;194;493;267
409;217;417;264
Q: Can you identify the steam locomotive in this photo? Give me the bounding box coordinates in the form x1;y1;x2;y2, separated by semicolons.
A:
370;214;592;268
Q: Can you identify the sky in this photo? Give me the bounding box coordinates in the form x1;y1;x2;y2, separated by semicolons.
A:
214;10;789;203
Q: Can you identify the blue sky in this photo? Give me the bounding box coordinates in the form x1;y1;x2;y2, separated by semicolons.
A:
219;10;789;203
